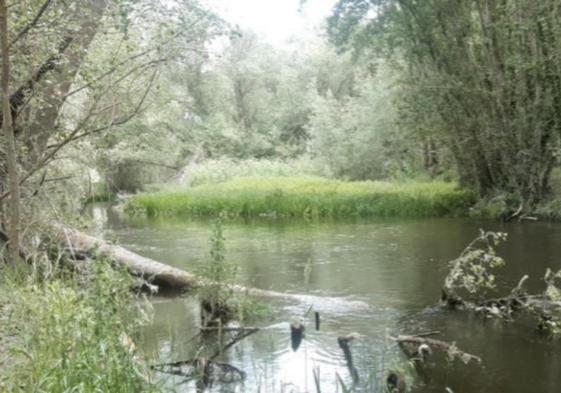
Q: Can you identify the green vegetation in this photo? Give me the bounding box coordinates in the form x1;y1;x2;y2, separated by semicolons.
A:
198;216;269;326
329;0;561;207
0;262;163;392
4;0;561;391
126;177;476;219
198;216;238;326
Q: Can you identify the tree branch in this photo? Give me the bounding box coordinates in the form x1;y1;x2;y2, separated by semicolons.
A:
5;36;73;131
9;0;53;47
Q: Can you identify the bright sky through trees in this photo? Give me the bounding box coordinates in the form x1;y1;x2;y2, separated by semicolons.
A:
211;0;337;45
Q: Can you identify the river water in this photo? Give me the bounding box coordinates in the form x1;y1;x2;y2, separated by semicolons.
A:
90;204;561;392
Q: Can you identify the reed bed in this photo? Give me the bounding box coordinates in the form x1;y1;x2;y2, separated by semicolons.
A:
126;176;476;219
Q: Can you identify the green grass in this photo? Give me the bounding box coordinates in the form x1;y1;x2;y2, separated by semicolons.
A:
126;176;476;219
0;262;164;393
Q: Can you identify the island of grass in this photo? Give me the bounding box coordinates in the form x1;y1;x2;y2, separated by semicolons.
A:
125;177;476;219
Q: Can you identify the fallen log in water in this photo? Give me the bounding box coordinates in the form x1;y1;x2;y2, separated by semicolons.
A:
52;223;327;301
54;223;200;289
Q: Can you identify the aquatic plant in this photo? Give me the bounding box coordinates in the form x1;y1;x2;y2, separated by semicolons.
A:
197;216;269;326
198;215;239;327
126;176;476;219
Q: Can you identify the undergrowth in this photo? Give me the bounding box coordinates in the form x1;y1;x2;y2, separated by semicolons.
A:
126;176;476;219
0;261;165;393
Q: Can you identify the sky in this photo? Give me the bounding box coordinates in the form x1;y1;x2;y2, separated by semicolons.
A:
210;0;338;46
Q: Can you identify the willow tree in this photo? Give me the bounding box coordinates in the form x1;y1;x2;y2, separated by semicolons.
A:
329;0;561;205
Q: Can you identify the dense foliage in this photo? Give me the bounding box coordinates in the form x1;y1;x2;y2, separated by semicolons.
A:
329;0;561;206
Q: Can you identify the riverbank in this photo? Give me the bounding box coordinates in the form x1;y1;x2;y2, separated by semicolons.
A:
125;176;476;219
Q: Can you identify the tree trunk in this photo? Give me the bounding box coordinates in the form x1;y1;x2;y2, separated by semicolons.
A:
53;224;312;300
22;0;108;169
1;0;20;265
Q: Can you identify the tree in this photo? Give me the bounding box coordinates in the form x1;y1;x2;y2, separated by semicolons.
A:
0;0;221;256
329;0;561;206
1;0;20;265
307;62;419;180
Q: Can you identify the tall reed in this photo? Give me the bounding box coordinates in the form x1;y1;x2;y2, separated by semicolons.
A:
126;176;476;219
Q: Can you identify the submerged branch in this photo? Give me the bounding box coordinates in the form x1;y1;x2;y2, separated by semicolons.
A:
392;335;482;365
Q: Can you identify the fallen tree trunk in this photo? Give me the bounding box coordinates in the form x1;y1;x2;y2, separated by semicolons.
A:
52;224;311;300
55;224;200;290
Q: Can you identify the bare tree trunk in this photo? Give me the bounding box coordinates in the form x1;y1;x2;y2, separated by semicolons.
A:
1;0;20;265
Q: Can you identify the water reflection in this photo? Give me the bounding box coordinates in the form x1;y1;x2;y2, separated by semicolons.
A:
88;204;561;392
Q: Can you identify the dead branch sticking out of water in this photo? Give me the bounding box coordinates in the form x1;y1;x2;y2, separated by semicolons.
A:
441;231;561;334
151;327;258;388
209;327;259;360
443;264;561;331
392;335;482;365
152;358;246;385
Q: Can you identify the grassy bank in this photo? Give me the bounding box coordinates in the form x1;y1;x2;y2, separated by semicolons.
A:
126;176;476;219
0;262;163;393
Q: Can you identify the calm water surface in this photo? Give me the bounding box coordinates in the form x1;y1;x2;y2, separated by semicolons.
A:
91;205;561;392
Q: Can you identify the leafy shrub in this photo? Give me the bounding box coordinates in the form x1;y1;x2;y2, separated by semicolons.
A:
443;230;507;302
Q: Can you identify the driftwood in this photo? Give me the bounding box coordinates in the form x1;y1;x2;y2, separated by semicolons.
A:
392;335;481;365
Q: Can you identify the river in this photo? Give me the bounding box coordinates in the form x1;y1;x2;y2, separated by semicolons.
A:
90;204;561;392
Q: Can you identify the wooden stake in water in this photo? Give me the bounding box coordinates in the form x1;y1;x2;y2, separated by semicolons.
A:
290;318;305;351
